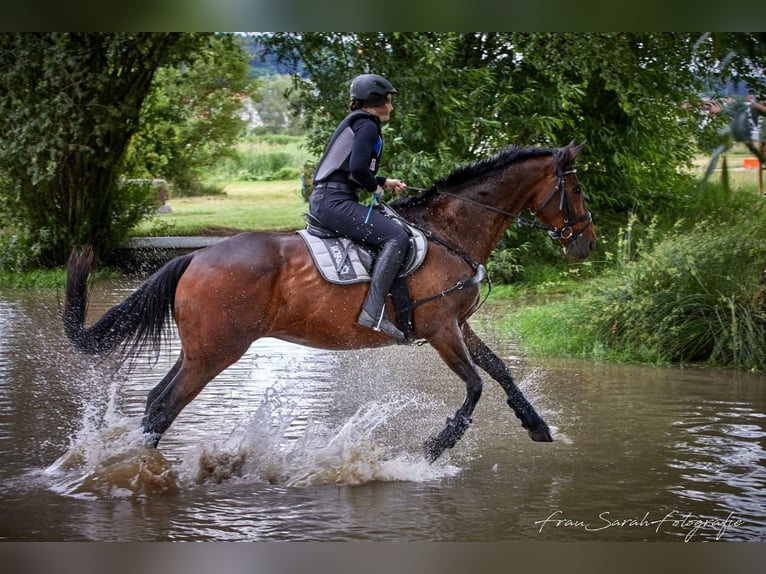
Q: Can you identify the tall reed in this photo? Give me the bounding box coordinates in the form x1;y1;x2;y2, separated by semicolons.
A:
569;220;766;369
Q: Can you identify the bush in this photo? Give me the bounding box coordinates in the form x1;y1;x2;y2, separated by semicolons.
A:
171;178;226;198
570;221;766;369
503;179;766;371
487;242;529;283
0;228;41;271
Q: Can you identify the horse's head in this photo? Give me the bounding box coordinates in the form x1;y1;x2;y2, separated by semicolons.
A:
531;141;595;259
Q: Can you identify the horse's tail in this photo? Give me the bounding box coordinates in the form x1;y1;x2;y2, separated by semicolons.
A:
63;245;194;362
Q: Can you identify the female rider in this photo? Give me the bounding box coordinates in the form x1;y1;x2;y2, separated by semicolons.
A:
309;74;408;340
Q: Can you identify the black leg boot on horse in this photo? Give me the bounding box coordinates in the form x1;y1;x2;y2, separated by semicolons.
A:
357;241;406;340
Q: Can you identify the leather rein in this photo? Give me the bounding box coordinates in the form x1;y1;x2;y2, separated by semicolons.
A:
433;161;593;246
385;155;592;314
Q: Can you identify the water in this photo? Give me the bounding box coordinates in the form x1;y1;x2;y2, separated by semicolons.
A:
0;283;764;542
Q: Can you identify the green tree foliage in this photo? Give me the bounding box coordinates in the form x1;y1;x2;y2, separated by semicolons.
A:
123;34;257;196
258;33;756;219
249;74;305;135
0;32;238;267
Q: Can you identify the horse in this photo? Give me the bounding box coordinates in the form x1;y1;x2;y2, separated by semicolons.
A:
63;141;595;463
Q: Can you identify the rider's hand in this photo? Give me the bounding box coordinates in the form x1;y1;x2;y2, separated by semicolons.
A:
384;178;407;194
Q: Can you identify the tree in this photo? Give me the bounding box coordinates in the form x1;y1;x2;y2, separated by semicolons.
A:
123;34;257;196
258;33;758;219
0;33;224;267
249;74;304;135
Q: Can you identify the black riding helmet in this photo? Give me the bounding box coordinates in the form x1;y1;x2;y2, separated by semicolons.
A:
350;74;397;106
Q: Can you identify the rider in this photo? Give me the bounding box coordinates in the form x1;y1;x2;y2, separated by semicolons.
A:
309;73;409;340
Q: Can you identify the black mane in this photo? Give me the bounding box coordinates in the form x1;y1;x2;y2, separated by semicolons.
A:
391;144;556;209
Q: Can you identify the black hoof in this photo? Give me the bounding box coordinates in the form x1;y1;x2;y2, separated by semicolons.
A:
423;415;472;463
423;437;445;464
141;431;161;448
527;423;553;442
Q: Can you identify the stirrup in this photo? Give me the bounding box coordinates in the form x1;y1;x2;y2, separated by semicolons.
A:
358;309;405;340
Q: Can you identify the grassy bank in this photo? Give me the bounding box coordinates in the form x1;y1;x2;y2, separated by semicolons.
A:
135;180;307;236
494;177;766;371
0;267;121;289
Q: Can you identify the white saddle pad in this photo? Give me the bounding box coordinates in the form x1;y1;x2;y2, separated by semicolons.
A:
297;225;427;285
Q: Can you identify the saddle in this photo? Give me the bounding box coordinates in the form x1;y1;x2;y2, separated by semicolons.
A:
297;202;428;285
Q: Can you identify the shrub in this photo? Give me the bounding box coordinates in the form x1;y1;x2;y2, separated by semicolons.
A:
575;221;766;369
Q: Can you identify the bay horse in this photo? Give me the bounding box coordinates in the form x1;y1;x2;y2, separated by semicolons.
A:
63;141;595;463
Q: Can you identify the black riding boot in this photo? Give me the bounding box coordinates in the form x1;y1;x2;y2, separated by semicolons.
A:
358;241;406;340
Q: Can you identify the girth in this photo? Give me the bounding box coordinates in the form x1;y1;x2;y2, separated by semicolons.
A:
299;202;489;342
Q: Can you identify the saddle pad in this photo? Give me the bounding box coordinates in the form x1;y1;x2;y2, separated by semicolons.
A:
297;227;428;285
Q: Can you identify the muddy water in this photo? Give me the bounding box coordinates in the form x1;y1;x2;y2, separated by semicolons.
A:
0;282;764;542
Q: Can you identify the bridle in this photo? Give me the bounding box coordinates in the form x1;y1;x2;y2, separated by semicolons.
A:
385;153;593;314
433;155;593;247
530;161;593;245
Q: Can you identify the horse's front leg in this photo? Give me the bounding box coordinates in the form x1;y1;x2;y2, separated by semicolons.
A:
461;322;552;442
424;323;484;462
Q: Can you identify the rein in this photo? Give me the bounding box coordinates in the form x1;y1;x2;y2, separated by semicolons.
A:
379;201;492;314
384;152;591;313
431;166;592;245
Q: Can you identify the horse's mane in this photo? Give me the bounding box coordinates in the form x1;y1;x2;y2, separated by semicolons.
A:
391;144;556;209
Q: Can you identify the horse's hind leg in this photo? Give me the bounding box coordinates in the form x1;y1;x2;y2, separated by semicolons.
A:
143;352;184;424
461;323;552;442
142;362;223;447
142;345;250;447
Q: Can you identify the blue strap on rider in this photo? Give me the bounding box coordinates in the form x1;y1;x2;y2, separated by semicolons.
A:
364;192;381;223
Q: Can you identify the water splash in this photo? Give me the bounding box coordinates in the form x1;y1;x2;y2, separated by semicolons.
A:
41;355;461;499
45;422;179;498
186;387;460;487
44;376;179;499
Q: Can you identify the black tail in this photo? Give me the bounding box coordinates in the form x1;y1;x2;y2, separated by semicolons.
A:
63;245;194;362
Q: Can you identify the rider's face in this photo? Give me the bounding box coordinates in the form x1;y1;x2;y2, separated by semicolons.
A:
366;97;393;122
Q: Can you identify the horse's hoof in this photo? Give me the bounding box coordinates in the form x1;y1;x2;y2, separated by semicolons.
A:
141;431;161;448
528;425;553;442
423;438;444;464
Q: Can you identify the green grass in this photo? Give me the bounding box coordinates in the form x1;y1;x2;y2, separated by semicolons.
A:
0;269;67;289
694;147;765;191
502;301;589;352
0;267;122;289
135;180;308;236
210;135;313;183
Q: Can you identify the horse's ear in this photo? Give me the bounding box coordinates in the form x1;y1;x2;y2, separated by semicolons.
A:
560;140;586;166
569;140;586;159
